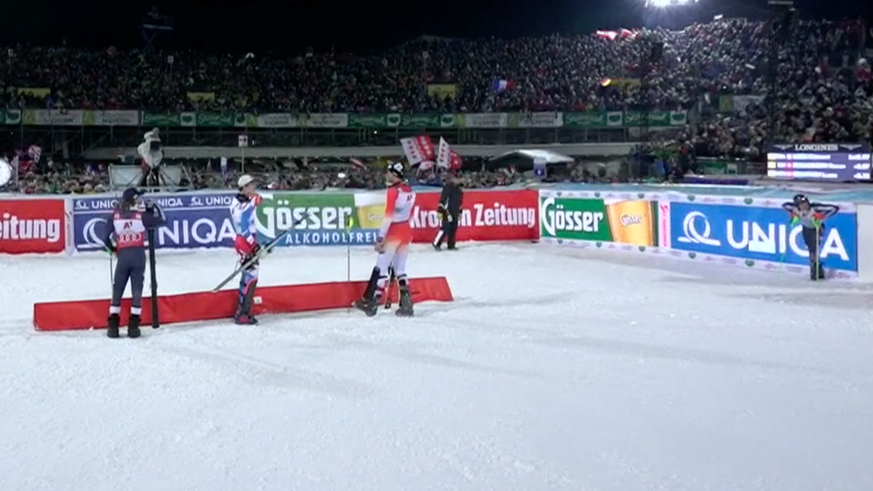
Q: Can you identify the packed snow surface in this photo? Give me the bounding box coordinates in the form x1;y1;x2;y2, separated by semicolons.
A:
1;244;872;491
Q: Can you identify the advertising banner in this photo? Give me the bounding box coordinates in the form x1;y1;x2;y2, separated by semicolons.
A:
348;114;401;128
72;193;237;251
461;113;508;128
663;201;858;272
242;113;300;128
509;112;563;128
0;199;66;254
302;113;348;128
23;109;84;126
1;109;22;125
83;110;140;126
538;193;657;249
256;192;382;246
68;189;538;251
410;190;539;243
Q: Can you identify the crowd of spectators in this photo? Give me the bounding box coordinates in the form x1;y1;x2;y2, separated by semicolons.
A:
1;17;865;115
3;157;611;194
0;16;868;193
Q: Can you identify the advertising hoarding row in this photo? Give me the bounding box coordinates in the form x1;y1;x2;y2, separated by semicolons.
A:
0;188;860;277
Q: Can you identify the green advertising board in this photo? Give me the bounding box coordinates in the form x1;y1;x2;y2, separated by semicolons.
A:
539;196;611;241
142;112;182;127
9;109;688;128
0;109;22;125
539;193;658;248
255;192;385;246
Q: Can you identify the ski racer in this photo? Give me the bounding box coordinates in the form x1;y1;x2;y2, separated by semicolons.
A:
104;188;166;338
230;175;263;324
355;162;416;316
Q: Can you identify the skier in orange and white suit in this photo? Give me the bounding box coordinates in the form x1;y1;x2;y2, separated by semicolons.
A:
355;162;416;317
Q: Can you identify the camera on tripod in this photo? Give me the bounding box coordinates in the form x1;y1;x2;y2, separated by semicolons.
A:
138;128;165;186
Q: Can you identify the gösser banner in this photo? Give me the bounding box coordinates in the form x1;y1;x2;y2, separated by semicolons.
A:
662;201;858;272
538;191;658;248
69;190;540;252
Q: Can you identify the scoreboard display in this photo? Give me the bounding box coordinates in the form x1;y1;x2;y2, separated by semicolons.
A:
767;143;871;182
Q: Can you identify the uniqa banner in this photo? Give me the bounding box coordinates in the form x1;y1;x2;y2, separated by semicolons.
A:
71;193;238;251
661;201;858;272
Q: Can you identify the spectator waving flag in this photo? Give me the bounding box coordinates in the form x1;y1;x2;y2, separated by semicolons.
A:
492;79;514;92
436;137;463;170
16;150;34;174
400;136;436;165
28;145;42;164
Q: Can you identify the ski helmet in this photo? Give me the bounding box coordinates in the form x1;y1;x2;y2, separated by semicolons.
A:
793;194;810;205
387;161;405;179
121;187;141;206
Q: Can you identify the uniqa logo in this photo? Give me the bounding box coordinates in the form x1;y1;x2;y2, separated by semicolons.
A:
725;221;849;260
676;211;721;246
82;218;106;248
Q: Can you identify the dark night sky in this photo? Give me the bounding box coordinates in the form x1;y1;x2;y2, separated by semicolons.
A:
1;0;871;53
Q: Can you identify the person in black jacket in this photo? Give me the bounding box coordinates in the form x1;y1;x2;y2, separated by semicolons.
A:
432;174;463;251
781;194;839;281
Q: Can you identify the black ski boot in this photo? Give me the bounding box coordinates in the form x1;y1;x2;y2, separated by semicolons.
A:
395;282;414;317
235;280;259;325
234;308;259;325
127;315;141;338
810;259;825;281
354;297;380;317
107;314;120;338
355;267;383;317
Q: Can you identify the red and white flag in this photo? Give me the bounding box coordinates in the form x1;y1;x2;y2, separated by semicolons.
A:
436;137;463;170
27;145;41;163
400;135;436;165
620;29;637;39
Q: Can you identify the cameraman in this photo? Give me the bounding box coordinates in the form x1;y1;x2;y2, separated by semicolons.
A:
138;128;164;187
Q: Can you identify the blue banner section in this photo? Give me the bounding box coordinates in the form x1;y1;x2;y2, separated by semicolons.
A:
71;192;379;250
668;202;858;271
72;193;237;251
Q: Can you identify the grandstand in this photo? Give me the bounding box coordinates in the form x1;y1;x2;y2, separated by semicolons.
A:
0;17;868;193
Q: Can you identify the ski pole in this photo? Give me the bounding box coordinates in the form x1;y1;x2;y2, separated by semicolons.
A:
106;247;115;287
346;216;354;313
815;221;822;279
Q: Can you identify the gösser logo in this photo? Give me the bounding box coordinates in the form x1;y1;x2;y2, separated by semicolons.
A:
82;218;106;248
677;211;722;246
539;197;557;236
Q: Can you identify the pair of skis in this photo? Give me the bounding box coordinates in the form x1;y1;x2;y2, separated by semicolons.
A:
210;219;303;292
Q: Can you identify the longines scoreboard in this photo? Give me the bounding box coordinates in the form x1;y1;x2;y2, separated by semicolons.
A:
767;143;871;182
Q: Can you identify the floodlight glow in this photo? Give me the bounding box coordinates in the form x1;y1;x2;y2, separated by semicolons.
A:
645;0;698;7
